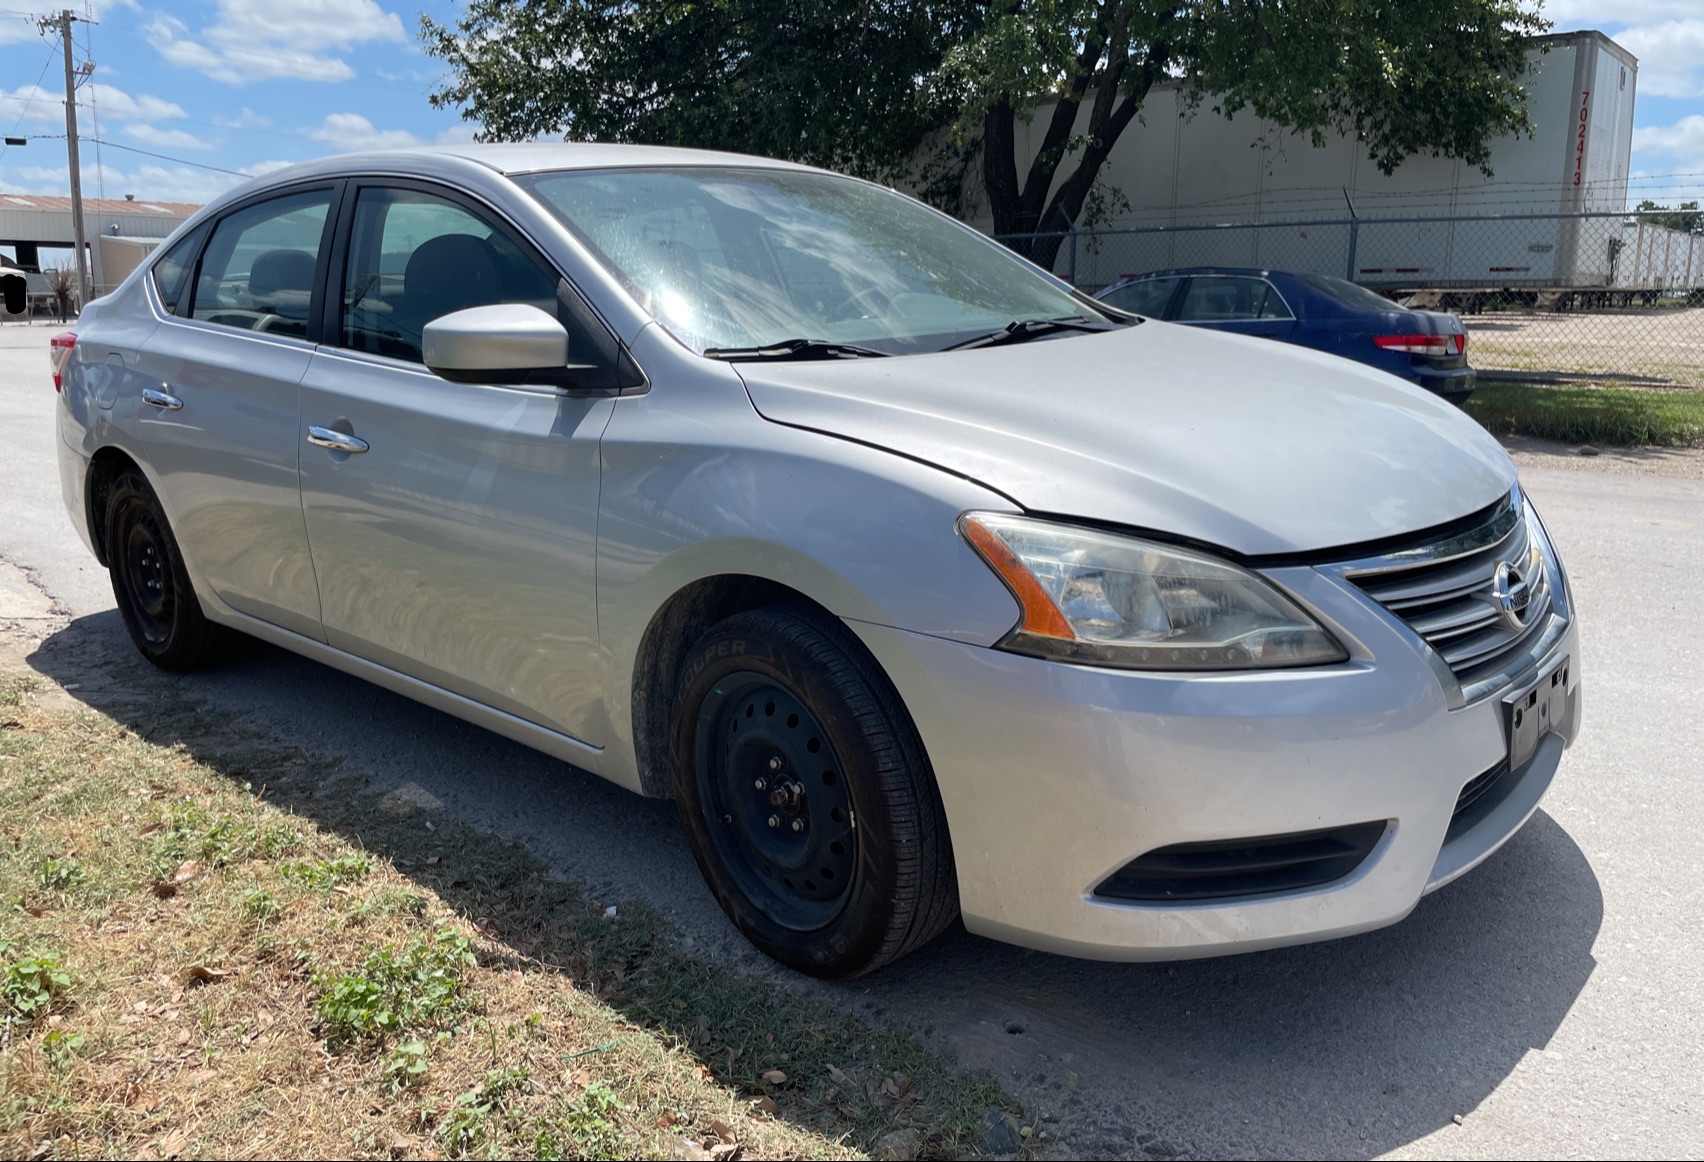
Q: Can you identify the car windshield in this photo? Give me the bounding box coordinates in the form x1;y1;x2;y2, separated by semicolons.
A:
518;166;1109;355
1297;272;1401;313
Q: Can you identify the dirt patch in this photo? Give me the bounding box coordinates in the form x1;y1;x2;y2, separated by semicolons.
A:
1500;434;1704;481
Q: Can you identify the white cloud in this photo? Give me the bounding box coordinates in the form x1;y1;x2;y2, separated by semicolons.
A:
0;14;37;45
84;83;189;123
309;112;421;151
145;0;406;86
0;159;244;206
435;122;479;145
1634;115;1704;171
1614;20;1704;97
213;108;272;130
123;124;213;151
1543;0;1702;24
0;82;186;127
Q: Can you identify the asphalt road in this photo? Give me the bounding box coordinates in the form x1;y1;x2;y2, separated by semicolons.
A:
3;321;1701;1159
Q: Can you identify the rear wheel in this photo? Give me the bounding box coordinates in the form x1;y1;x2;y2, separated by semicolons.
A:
672;607;958;977
105;469;236;671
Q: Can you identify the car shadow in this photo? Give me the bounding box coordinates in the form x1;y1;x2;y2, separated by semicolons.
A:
874;805;1600;1158
27;611;1602;1161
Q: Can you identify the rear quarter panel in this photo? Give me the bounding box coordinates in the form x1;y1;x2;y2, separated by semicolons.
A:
56;280;165;557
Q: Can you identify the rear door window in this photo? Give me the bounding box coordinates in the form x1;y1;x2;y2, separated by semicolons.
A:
188;189;333;338
1100;277;1181;318
1176;276;1292;322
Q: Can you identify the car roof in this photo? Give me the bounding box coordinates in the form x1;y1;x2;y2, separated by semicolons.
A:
407;141;817;175
1115;267;1292;282
185;142;833;227
244;142;817;187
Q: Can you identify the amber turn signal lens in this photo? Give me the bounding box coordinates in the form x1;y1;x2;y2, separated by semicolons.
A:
960;515;1075;640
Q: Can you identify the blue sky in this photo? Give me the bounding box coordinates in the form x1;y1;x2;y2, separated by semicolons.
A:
1;0;1701;208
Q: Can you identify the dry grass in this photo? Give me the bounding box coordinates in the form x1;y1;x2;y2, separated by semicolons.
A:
0;675;1019;1161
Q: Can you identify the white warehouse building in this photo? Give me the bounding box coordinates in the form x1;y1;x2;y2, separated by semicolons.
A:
967;30;1674;292
0;193;198;315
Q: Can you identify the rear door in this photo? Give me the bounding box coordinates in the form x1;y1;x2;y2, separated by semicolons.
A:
296;180;618;745
1173;275;1296;341
133;183;341;639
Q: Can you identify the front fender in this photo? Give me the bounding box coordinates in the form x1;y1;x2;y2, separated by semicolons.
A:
593;332;1021;790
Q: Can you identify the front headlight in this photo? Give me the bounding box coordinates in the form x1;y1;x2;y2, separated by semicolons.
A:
960;513;1348;670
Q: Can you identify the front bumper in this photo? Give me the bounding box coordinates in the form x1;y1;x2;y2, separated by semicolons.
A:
850;565;1579;961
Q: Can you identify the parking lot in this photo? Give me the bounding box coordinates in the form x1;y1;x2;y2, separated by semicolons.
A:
1464;306;1704;386
2;322;1701;1159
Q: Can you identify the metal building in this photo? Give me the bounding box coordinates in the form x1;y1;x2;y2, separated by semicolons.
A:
0;192;198;314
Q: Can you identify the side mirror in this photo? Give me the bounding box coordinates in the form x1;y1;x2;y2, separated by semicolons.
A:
422;303;569;385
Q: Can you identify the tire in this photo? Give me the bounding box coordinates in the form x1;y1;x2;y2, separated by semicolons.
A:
104;469;236;671
672;606;959;978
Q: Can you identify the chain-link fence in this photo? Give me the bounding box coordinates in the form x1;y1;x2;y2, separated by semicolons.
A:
995;210;1704;388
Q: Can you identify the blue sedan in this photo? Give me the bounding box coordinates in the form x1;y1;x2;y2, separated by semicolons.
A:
1095;267;1475;402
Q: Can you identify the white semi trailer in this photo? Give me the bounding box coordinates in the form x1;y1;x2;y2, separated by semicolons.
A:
985;30;1651;292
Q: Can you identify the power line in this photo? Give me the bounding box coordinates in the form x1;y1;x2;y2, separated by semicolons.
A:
0;42;61;163
81;0;103;204
21;133;254;175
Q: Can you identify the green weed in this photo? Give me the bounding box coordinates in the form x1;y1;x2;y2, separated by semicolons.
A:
530;1083;625;1161
239;887;281;927
1;942;71;1022
438;1066;534;1157
32;857;84;894
315;924;475;1047
285;852;373;890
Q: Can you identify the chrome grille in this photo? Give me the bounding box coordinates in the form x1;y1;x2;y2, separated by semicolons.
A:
1344;492;1559;696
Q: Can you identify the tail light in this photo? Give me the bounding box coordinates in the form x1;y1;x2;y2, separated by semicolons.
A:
1373;333;1465;357
49;332;76;392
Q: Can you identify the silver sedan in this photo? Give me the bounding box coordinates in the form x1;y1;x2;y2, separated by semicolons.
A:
52;144;1581;976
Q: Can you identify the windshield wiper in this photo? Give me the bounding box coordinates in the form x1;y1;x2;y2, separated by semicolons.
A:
940;316;1119;353
702;338;891;361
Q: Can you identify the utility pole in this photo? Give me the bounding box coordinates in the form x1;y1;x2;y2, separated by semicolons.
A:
40;9;89;308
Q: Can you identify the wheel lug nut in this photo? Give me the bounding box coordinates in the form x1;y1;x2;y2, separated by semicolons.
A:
767;815;780;829
753;777;767;791
768;756;783;771
790;819;805;833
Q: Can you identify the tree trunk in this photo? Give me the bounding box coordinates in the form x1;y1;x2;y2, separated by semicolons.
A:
980;4;1171;275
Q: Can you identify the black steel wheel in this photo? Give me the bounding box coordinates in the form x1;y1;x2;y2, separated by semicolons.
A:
672;606;958;978
105;469;236;671
696;673;859;931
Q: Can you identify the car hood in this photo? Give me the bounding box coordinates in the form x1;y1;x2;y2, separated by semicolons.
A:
736;321;1515;556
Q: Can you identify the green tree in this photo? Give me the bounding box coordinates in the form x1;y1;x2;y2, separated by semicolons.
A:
421;1;977;184
423;1;1549;267
1635;200;1702;235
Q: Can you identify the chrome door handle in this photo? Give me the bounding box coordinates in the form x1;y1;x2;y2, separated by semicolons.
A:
307;426;370;454
141;387;183;410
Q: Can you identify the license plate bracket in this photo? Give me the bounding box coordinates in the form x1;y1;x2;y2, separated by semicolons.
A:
1504;654;1571;772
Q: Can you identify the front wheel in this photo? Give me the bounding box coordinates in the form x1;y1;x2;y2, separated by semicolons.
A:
672;607;958;977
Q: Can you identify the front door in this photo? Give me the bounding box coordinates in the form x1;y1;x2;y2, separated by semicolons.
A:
297;183;613;744
135;184;339;639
